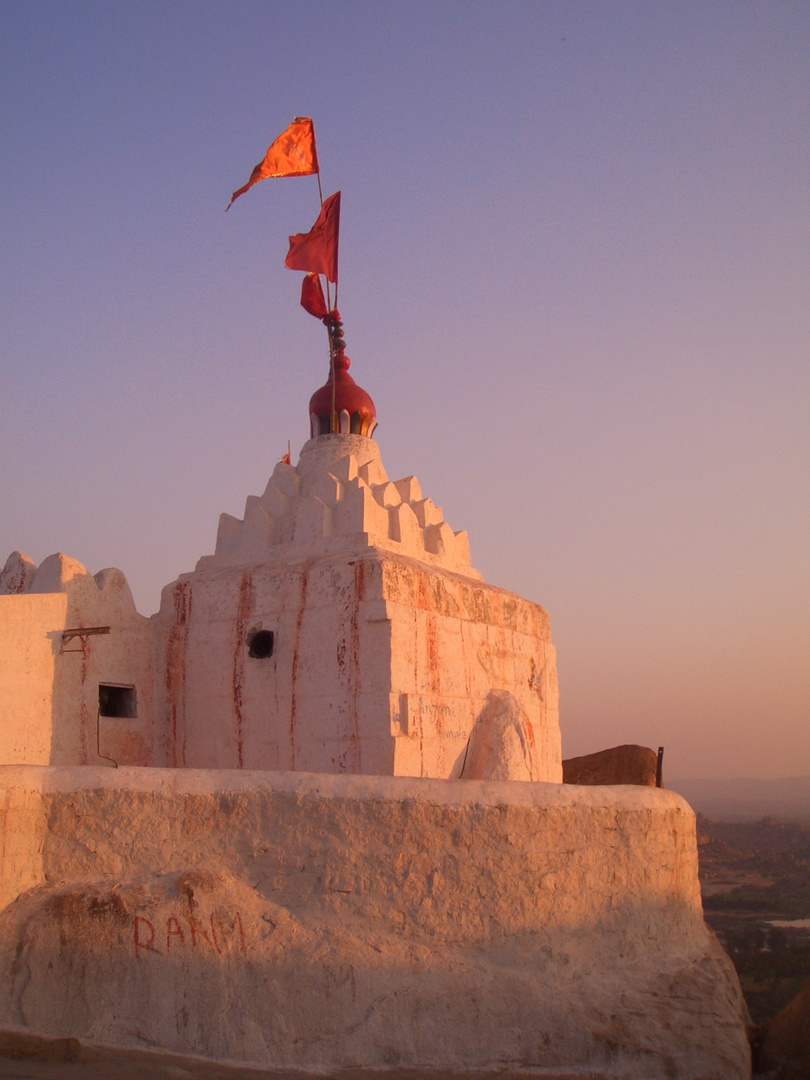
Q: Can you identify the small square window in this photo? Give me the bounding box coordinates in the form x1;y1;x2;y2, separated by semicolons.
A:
99;684;137;718
248;629;274;659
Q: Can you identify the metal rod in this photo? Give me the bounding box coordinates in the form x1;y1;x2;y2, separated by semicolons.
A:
312;135;336;433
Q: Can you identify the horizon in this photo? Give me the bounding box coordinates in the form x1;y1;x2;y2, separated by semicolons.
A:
2;2;808;782
673;774;810;784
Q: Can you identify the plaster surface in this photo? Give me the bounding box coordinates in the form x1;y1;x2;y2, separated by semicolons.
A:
0;555;155;768
153;434;560;779
0;767;750;1079
153;549;560;780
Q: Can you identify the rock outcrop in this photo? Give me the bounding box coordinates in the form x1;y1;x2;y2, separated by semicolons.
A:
460;690;540;780
0;766;751;1079
757;978;810;1078
563;744;659;786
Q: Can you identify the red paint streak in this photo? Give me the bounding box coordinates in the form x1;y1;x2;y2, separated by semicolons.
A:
425;615;440;696
133;915;160;960
416;570;427;611
133;910;245;959
166;916;185;950
347;562;363;772
188;915;219;953
231;573;252;769
78;644;90;764
289;565;310;770
165;582;192;767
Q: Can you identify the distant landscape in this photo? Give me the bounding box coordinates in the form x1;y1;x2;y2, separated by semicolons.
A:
695;815;810;1028
661;777;810;1034
668;775;810;824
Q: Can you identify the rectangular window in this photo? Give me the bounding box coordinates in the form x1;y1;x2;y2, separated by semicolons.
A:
98;684;137;718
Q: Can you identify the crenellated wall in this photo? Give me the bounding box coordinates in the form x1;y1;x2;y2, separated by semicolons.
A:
0;553;156;767
206;434;478;578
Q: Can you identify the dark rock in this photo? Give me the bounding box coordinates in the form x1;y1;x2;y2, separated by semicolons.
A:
563;744;658;786
757;978;810;1078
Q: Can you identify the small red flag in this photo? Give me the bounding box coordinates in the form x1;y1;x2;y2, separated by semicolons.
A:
227;117;319;210
300;273;328;319
285;191;340;284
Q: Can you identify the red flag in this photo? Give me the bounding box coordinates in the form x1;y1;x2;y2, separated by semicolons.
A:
285;191;340;284
300;273;328;319
227;117;319;210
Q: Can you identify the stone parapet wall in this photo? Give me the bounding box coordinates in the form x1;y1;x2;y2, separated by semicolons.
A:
0;561;155;768
0;593;67;765
0;767;750;1078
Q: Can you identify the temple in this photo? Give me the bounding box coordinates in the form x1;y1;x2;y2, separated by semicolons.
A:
0;349;561;782
0;340;750;1079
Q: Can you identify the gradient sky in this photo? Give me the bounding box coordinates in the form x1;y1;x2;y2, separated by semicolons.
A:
2;2;808;781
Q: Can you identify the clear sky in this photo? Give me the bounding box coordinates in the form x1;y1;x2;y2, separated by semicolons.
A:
2;2;808;781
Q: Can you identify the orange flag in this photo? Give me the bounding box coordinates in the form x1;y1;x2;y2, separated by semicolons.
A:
227;117;319;210
300;273;328;319
285;191;340;284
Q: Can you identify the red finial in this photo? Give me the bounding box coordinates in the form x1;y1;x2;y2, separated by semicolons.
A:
308;343;377;438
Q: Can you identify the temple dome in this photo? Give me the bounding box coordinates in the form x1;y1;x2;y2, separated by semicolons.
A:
309;351;377;438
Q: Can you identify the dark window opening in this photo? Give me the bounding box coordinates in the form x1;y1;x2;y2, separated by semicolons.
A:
99;684;137;718
350;410;361;434
318;413;330;435
248;629;275;659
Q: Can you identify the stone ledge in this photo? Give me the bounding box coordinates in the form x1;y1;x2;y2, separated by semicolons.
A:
0;763;678;804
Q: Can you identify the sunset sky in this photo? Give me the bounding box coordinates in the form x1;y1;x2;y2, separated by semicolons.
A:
2;2;808;781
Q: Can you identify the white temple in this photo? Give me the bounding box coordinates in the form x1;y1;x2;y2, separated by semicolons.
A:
0;343;750;1079
0;353;560;783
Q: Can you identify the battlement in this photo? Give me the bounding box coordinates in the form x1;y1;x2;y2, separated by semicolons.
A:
206;434;480;578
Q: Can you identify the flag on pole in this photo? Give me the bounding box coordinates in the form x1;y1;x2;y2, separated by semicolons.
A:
300;273;329;319
226;117;319;210
285;191;340;284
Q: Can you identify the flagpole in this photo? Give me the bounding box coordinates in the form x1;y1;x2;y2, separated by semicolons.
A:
313;151;337;434
330;331;337;432
328;297;336;433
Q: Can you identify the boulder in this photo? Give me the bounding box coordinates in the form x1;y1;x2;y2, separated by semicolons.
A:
563;744;658;786
758;978;810;1078
459;690;540;780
